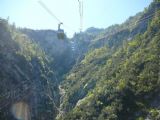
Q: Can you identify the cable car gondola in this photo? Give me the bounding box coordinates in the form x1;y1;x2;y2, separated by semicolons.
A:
57;22;65;39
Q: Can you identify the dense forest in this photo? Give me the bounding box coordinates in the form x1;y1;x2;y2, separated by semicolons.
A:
0;0;160;120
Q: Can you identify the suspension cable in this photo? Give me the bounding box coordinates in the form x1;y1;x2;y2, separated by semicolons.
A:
38;0;62;23
78;0;83;32
38;0;77;33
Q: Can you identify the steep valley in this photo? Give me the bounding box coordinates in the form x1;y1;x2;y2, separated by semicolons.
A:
0;1;160;120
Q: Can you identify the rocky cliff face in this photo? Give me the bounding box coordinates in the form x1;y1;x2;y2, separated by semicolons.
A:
21;29;74;79
0;19;59;120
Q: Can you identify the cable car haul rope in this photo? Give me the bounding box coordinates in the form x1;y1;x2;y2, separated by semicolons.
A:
78;0;83;32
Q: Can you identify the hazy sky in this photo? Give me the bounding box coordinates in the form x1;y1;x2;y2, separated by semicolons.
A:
0;0;152;37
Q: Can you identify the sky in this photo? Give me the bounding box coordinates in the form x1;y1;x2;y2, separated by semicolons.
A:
0;0;152;37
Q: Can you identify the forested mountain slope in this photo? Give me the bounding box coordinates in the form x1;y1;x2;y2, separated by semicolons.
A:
69;1;158;65
0;19;59;120
59;1;160;120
